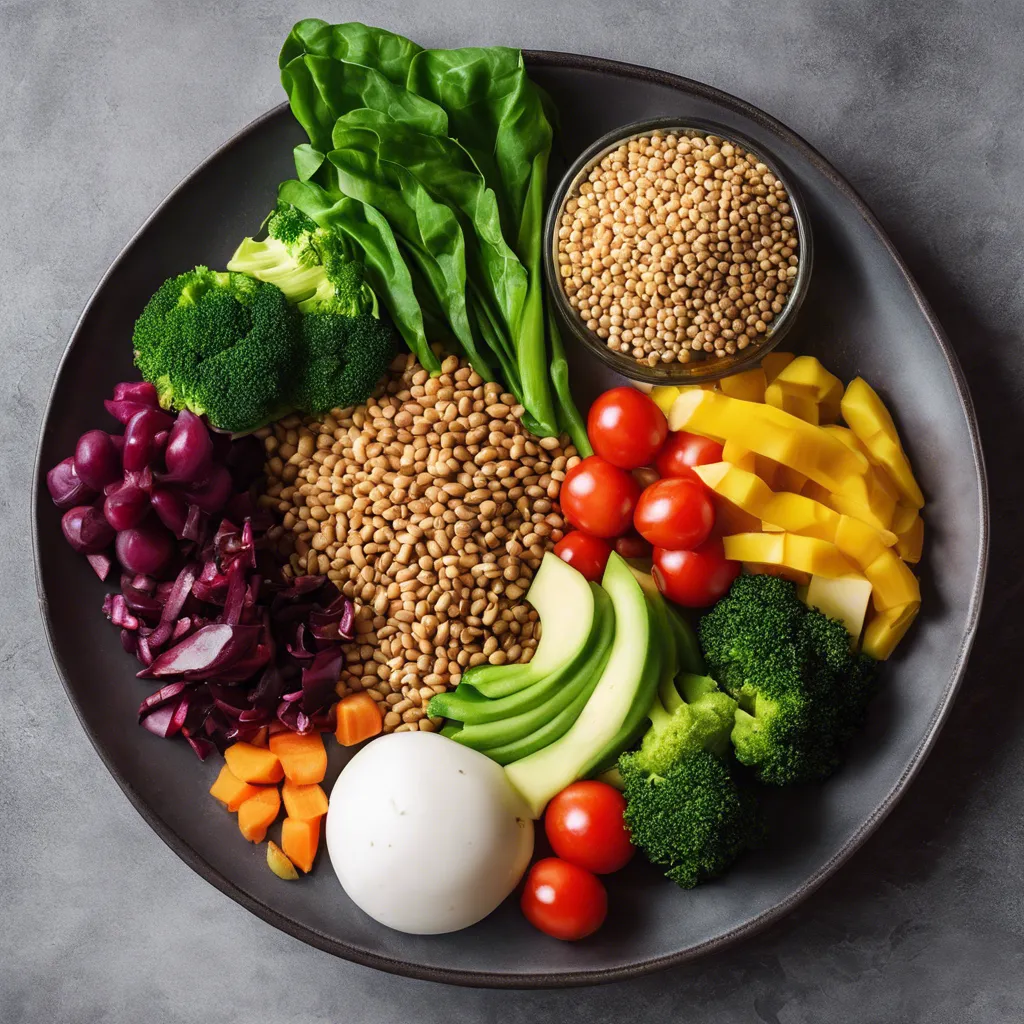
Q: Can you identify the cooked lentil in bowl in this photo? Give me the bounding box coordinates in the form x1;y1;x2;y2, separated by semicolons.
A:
552;126;802;372
257;353;579;733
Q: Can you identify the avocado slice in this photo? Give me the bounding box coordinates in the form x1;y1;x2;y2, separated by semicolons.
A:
429;583;608;726
444;587;615;755
440;552;596;702
504;553;662;818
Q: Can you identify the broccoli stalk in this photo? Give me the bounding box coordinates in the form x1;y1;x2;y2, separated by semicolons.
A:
699;573;879;785
619;671;760;889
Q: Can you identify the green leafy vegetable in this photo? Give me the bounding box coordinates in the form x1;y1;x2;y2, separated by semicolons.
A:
277;19;586;448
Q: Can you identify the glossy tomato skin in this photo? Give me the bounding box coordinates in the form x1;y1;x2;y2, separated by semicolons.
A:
587;388;668;470
545;781;634;875
560;456;641;538
521;858;608;941
652;540;741;607
655;431;724;480
633;477;715;550
613;532;653;561
553;532;612;583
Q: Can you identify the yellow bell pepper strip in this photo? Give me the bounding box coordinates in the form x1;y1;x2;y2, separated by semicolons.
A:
805;574;874;642
719;367;767;403
862;601;920;660
669;389;870;493
761;351;795;383
649;385;681;417
765;382;820;425
840;378;925;508
773;356;844;423
722;532;859;579
891;505;924;564
804;480;895;533
694;464;896;570
863;548;921;611
721;439;757;473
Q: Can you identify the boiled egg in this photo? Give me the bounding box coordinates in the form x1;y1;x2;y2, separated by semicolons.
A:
326;731;534;934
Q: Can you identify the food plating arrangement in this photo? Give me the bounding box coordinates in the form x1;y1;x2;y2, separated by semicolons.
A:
41;19;942;955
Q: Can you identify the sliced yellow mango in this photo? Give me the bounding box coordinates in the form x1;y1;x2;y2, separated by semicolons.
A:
669;389;870;492
862;602;920;660
694;462;773;515
650;385;681;417
762;491;841;540
746;563;812;586
719;368;767;403
774;465;809;495
806;480;895;532
713;500;763;535
723;532;859;579
765;382;820;425
834;514;897;567
761;351;795;383
841;378;924;508
805;574;874;642
892;505;924;564
863;549;921;611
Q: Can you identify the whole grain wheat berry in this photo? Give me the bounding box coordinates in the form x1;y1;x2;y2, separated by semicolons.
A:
258;353;579;734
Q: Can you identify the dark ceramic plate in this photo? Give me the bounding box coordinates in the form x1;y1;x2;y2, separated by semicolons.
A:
33;52;987;988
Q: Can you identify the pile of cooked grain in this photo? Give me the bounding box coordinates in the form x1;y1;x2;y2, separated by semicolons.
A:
257;353;579;734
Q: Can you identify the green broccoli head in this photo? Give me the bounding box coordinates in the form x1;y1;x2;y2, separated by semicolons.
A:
620;748;761;889
132;267;297;432
228;202;375;317
699;573;879;785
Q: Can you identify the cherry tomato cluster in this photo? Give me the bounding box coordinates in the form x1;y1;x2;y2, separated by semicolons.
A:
521;781;633;940
553;388;740;608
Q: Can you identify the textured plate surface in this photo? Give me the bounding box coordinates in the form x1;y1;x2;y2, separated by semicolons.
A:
33;52;987;987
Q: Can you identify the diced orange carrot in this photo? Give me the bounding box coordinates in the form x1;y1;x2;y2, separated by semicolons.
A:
282;816;320;873
266;841;299;880
237;787;281;843
209;764;264;812
335;692;383;747
281;779;329;821
268;731;328;785
224;742;284;784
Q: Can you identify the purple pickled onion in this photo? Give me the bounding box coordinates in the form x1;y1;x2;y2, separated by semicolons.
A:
103;484;150;532
114;381;159;406
74;430;122;491
120;583;164;618
86;552;112;581
301;647;343;716
149;487;189;537
183;731;215;760
182;503;204;542
135;634;154;667
146;562;199;650
115;523;174;577
120;629;137;655
103;593;139;630
47;458;96;509
138;681;187;717
182;465;232;514
171;616;193;642
164;410;214;486
62;505;116;555
123;407;175;473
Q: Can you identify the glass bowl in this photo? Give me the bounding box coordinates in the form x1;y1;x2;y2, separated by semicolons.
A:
544;117;814;385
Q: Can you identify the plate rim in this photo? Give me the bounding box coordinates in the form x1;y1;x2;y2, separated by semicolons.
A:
32;48;989;989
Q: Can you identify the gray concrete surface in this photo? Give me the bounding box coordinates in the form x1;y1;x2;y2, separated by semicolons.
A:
3;0;1023;1020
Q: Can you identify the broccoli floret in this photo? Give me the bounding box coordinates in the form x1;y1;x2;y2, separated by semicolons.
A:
132;267;297;432
297;312;394;414
699;573;880;785
228;202;376;317
618;670;760;888
621;749;760;888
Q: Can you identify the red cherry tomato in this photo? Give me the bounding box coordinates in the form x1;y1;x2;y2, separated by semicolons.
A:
655;431;724;481
652;540;740;607
521;858;608;941
587;388;668;470
613;532;653;560
560;456;641;538
544;781;635;875
553;532;612;582
633;478;715;550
